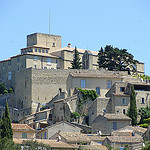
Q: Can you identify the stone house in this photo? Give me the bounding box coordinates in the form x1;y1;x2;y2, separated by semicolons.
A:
19;108;53;130
37;121;82;139
91;113;131;135
12;123;35;139
103;135;143;150
50;131;91;145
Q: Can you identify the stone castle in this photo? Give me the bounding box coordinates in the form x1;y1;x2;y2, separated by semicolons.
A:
0;32;149;125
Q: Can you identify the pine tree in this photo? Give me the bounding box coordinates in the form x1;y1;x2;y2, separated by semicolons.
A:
71;46;82;69
128;85;137;126
1;100;13;139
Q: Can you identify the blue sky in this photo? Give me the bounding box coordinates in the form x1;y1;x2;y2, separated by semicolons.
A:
0;0;150;75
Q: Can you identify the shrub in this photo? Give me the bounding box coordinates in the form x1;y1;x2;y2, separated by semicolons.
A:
8;88;14;93
139;124;148;128
144;118;150;124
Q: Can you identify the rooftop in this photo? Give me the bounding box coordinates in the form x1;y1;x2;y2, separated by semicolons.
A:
104;113;131;120
12;123;35;132
13;139;75;149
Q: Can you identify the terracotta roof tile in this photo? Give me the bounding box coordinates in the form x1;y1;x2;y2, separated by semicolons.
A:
106;135;143;143
104;113;131;120
12;123;35;132
13;139;76;148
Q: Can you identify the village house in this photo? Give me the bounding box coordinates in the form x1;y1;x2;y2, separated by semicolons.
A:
12;123;35;139
13;139;77;150
91;113;131;135
37;121;82;139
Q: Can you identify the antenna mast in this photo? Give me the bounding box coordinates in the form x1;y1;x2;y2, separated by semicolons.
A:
49;9;51;35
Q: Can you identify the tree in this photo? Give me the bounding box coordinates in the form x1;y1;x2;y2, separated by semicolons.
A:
138;106;150;124
1;100;13;139
128;85;137;126
0;83;8;95
71;46;82;69
142;141;150;150
97;45;137;73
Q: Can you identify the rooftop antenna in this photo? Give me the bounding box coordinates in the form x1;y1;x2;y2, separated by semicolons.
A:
49;9;51;35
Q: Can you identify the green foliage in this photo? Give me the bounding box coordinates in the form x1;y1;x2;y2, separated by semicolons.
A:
22;140;51;150
0;82;8;95
77;88;98;101
71;46;82;69
71;112;80;119
139;123;148;128
98;45;137;73
0;137;21;150
127;85;137;126
138;106;150;124
8;88;14;93
143;118;150;124
142;141;150;150
133;74;150;81
1;100;13;139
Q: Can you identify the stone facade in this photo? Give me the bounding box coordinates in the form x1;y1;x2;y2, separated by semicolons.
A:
92;113;131;135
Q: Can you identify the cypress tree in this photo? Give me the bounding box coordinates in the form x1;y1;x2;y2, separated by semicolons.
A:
128;85;137;126
1;100;13;139
71;46;82;69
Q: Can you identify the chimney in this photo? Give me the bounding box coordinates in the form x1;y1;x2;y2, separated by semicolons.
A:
67;43;71;48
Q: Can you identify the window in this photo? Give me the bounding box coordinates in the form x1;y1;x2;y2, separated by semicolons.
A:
22;133;27;138
120;87;125;92
56;59;58;63
52;43;55;47
34;56;38;61
17;57;20;62
44;132;46;139
17;66;19;71
46;50;48;53
38;49;41;52
122;98;125;104
81;80;85;88
42;49;45;53
113;122;117;130
47;58;51;65
35;48;37;52
34;65;37;69
123;109;126;114
92;110;94;115
3;73;5;80
8;72;11;80
8;61;11;66
107;80;112;88
96;87;100;95
142;98;145;104
41;133;43;139
61;116;63;121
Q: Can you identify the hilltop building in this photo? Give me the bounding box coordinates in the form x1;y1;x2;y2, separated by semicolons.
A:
0;33;147;122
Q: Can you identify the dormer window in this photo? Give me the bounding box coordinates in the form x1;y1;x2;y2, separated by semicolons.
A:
120;87;125;92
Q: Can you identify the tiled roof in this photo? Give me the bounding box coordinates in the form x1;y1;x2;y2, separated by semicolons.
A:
59;132;91;142
84;134;105;142
80;144;107;150
11;123;35;132
106;135;143;143
116;126;147;134
104;113;131;120
53;47;98;55
130;82;150;86
13;139;76;149
70;73;122;78
112;93;130;97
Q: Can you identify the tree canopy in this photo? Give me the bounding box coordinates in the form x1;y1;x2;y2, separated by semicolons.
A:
98;45;137;73
71;46;82;69
127;85;137;126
